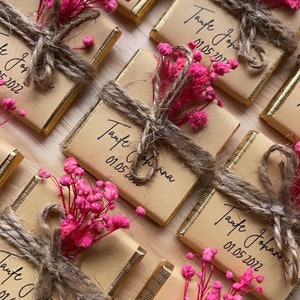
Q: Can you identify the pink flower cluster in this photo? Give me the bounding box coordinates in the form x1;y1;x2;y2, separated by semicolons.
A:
260;0;300;9
181;249;264;300
37;0;128;26
0;80;26;126
38;157;145;258
156;42;238;130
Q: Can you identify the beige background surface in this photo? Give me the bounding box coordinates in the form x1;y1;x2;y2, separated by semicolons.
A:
0;1;299;299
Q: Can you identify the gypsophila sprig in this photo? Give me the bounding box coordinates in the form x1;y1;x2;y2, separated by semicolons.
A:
155;41;238;130
37;0;129;26
182;249;264;300
259;0;300;9
0;80;26;126
38;157;144;259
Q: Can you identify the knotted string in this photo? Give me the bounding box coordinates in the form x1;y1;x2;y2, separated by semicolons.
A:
0;0;99;89
0;204;109;300
210;0;298;70
100;76;215;184
213;144;300;285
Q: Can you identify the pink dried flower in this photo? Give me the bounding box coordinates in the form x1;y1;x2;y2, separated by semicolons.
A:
135;206;146;216
39;157;140;259
181;249;264;300
260;0;300;9
82;35;95;48
155;42;238;130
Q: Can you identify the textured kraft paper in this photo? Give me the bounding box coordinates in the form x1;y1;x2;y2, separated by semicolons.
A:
261;67;300;142
117;0;157;23
0;136;23;188
62;48;239;226
0;175;145;299
0;0;121;135
150;0;284;106
137;261;198;300
178;131;300;300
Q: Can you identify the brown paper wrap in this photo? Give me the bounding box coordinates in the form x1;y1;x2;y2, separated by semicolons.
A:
261;67;300;142
150;0;284;106
0;136;23;188
0;0;121;135
137;261;199;299
62;48;239;225
0;175;145;298
117;0;157;24
178;131;300;300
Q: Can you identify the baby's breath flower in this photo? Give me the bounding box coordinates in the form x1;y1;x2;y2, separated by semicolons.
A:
156;42;238;130
39;157;143;259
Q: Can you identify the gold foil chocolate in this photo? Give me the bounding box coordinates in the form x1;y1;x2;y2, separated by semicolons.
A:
62;48;239;226
0;1;121;135
117;0;157;23
178;131;300;300
0;175;145;298
137;261;198;299
150;0;284;105
0;136;23;188
261;66;300;142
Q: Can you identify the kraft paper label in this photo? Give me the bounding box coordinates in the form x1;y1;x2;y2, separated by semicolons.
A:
179;131;300;300
0;176;145;298
0;0;120;135
62;49;239;226
261;67;300;142
150;0;284;105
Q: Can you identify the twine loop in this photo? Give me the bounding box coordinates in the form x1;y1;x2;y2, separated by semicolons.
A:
0;204;108;299
214;144;300;285
211;0;298;70
0;0;100;89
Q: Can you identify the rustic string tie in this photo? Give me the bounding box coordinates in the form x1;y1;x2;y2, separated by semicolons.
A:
213;144;300;285
100;51;215;184
0;204;109;300
210;0;298;70
0;0;99;90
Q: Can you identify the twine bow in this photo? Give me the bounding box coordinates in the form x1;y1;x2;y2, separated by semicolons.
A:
214;144;300;285
0;0;99;89
210;0;298;70
0;204;108;300
100;45;215;184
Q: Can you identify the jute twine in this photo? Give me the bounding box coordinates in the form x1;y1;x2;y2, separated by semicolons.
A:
213;144;300;285
0;0;99;89
100;45;215;184
211;0;298;70
0;204;109;300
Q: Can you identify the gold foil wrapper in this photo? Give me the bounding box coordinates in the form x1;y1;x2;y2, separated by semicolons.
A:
150;0;284;105
0;0;121;135
178;131;300;300
117;0;157;24
62;48;239;225
0;176;146;298
0;136;23;188
261;67;300;142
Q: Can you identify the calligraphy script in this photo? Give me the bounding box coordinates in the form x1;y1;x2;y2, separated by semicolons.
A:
0;30;29;94
183;5;239;62
0;249;34;299
97;119;176;185
214;203;282;262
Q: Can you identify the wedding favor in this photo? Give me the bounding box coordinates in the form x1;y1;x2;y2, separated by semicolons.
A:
150;0;284;105
117;0;157;23
62;48;239;226
0;0;121;134
178;131;300;300
0;175;146;298
261;66;300;142
0;136;23;188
